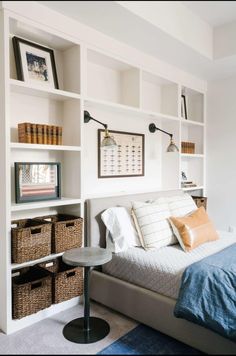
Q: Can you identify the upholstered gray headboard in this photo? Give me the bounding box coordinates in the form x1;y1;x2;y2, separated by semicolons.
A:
85;189;183;247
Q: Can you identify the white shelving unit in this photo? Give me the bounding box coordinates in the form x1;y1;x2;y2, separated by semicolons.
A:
0;4;206;334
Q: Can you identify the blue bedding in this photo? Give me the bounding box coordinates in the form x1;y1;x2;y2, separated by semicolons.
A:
174;243;236;341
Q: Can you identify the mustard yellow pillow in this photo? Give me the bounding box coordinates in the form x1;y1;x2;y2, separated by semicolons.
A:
169;207;219;252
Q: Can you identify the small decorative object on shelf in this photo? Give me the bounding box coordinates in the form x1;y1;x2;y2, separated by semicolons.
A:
38;257;83;304
11;218;52;263
12;36;59;89
12;266;52;319
192;196;207;210
18;123;63;145
181;141;195;154
181;181;197;189
15;162;61;203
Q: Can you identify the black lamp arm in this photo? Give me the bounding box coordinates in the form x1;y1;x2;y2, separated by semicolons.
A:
84;111;107;129
149;123;173;139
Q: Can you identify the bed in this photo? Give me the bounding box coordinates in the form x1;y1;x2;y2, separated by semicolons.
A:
86;189;236;355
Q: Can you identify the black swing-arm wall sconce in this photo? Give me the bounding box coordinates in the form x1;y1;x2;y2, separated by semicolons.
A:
84;110;117;148
149;123;179;152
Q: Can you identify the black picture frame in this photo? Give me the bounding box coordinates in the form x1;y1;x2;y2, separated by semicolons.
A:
15;162;61;203
181;94;188;120
98;129;145;178
12;36;59;89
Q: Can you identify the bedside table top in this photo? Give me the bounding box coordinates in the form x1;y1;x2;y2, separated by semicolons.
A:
62;247;112;267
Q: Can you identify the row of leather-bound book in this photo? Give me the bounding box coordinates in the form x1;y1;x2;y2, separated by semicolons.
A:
18;122;62;145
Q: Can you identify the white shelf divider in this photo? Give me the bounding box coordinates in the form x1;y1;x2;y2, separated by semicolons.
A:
11;197;82;212
183;186;204;192
181;154;204;158
10;79;81;101
11;252;64;270
180;119;204;127
10;143;81;152
85;96;179;122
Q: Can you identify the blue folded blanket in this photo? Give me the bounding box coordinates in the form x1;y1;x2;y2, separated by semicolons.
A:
174;243;236;341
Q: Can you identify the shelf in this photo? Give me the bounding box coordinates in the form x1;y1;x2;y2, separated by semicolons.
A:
181;154;204;158
181;119;204;127
10;143;81;152
11;197;82;212
183;186;204;192
85;96;179;122
10;79;81;101
11;252;64;270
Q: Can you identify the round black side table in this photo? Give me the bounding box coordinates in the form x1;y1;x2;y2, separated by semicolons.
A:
62;247;112;344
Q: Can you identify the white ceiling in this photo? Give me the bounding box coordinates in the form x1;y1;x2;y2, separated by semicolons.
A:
37;1;236;81
182;1;236;27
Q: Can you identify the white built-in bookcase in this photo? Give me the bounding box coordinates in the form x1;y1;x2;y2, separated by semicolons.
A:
0;7;206;334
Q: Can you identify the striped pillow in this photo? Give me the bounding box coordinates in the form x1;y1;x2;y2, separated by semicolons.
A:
167;194;197;217
131;200;177;250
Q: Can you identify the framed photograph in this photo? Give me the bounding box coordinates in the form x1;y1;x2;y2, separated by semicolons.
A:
98;129;145;178
12;36;59;89
181;94;188;120
15;162;61;203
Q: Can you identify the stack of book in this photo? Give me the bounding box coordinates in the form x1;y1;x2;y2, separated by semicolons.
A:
18;123;62;145
181;141;195;154
181;181;197;189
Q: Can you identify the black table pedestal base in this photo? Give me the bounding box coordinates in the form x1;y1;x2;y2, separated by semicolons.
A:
63;317;110;344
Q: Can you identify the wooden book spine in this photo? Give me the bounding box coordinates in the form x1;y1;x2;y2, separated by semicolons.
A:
36;124;43;144
42;125;48;144
31;123;37;144
57;126;62;145
52;125;57;145
18;122;31;143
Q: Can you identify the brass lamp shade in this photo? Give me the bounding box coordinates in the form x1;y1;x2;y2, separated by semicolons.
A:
101;129;117;149
167;138;179;152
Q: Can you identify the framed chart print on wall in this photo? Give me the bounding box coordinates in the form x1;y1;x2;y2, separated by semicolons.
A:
98;129;145;178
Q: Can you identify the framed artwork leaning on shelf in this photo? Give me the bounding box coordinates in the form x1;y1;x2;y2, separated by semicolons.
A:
12;36;59;89
181;94;188;120
15;162;61;203
98;129;145;178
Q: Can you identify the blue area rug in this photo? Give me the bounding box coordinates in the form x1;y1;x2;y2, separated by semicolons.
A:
98;324;203;355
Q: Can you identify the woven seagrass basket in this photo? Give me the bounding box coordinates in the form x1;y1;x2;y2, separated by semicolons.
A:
11;219;52;263
12;267;52;319
35;214;83;253
38;258;83;304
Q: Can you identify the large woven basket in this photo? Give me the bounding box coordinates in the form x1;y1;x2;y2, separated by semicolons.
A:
35;214;83;253
38;258;83;304
12;267;52;319
11;219;52;263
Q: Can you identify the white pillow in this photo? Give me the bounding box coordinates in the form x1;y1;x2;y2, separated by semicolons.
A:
101;207;141;253
131;200;177;251
167;194;197;217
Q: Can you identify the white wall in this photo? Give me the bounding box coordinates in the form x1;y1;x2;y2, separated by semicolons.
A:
207;76;236;230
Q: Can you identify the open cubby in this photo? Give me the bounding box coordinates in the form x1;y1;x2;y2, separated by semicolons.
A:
11;150;81;205
181;156;204;188
10;92;81;147
181;122;204;155
9;18;81;94
181;86;204;123
87;49;140;108
142;71;178;117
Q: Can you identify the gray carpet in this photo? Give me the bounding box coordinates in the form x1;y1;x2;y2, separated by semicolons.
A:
0;302;137;355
